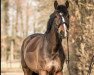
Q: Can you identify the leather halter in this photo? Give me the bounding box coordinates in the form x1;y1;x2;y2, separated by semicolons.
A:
58;13;67;37
56;12;66;28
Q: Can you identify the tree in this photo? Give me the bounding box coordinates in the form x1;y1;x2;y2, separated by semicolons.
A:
69;0;94;75
1;0;9;61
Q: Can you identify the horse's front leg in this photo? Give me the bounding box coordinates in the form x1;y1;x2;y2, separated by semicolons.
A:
56;71;63;75
39;70;48;75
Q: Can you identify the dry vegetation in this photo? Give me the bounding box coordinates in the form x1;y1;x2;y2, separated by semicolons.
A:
1;0;94;75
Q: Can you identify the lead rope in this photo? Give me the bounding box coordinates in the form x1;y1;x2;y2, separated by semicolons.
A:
66;0;71;74
66;30;71;75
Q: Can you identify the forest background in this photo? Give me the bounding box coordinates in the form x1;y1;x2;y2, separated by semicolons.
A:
1;0;94;75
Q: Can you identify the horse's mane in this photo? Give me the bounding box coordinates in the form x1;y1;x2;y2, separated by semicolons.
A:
45;12;56;34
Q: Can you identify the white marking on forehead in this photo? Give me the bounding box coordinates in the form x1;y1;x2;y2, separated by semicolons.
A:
59;13;67;37
59;13;62;16
59;13;65;22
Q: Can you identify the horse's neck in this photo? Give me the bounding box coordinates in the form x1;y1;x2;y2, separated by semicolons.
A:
46;27;60;54
48;28;57;45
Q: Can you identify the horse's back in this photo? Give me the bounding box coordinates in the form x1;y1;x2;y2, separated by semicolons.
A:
21;33;44;51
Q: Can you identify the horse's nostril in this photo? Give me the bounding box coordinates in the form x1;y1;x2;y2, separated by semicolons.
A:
60;31;64;38
60;30;67;38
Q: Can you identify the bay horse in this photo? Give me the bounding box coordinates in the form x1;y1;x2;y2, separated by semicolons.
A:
21;1;69;75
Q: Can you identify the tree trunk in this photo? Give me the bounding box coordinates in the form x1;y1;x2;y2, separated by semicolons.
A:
69;0;94;75
2;0;9;61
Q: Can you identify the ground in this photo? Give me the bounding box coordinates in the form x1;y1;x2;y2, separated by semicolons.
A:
1;61;69;75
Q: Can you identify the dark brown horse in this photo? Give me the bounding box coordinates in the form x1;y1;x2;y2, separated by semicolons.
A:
21;1;69;75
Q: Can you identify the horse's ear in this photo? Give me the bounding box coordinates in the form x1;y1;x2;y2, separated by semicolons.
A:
65;1;69;8
54;0;58;9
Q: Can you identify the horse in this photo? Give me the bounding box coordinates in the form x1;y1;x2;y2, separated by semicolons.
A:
21;1;69;75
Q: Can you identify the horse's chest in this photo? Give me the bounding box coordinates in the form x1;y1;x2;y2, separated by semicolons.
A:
44;58;62;72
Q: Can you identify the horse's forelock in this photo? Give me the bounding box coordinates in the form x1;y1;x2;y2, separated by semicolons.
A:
56;5;68;15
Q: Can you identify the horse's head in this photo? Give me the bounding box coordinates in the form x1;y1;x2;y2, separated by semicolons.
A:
53;1;69;38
